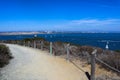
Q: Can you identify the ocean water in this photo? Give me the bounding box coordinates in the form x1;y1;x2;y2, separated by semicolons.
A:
0;33;120;50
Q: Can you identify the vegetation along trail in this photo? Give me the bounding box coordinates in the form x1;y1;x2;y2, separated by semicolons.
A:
0;44;87;80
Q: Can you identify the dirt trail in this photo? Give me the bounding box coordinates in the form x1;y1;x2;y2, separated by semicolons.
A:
0;44;87;80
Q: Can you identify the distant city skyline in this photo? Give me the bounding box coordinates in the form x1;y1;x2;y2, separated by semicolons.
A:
0;0;120;32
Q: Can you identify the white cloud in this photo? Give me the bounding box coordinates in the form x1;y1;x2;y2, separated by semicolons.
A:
52;19;120;31
0;19;120;32
70;19;120;26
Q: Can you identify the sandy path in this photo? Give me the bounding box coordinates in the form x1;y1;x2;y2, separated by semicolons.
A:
0;44;87;80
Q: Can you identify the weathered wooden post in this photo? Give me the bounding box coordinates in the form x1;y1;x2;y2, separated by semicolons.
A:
66;43;70;61
34;40;36;48
91;49;97;80
34;34;37;48
23;41;26;46
27;41;30;47
50;42;52;55
41;41;43;50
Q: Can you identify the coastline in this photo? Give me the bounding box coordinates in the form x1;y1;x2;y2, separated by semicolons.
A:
0;39;120;79
1;33;120;50
1;31;120;36
0;32;44;35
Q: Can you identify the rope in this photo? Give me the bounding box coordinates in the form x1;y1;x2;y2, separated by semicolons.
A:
69;49;83;58
70;60;86;73
71;53;80;58
95;57;120;73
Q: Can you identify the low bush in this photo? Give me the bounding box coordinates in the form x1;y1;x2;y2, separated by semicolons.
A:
0;44;13;67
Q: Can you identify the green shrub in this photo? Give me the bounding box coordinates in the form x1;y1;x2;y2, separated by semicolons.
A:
0;44;13;67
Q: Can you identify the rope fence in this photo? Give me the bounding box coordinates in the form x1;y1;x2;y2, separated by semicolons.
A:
95;57;120;73
2;40;120;80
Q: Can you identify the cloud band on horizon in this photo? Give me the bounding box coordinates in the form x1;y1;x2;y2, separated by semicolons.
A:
0;19;120;32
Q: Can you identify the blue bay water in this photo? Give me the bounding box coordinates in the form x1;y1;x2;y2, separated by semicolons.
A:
0;33;120;50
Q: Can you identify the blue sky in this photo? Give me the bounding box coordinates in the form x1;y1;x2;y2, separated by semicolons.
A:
0;0;120;32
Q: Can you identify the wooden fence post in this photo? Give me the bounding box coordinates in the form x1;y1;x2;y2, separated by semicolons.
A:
50;42;52;55
66;43;70;61
28;41;31;47
41;41;43;50
34;40;36;48
91;49;97;80
24;41;25;46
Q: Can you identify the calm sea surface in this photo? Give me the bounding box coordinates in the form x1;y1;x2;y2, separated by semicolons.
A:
0;33;120;50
